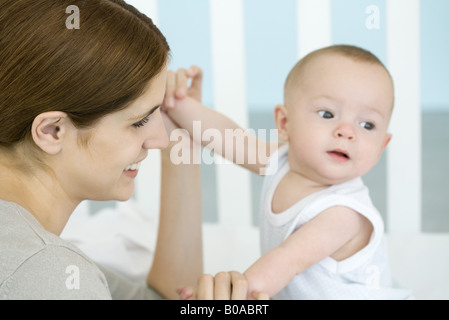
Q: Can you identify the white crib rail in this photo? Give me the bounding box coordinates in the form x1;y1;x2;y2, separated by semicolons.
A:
297;0;332;59
210;0;252;229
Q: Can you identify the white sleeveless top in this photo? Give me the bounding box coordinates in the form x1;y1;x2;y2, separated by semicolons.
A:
260;144;412;300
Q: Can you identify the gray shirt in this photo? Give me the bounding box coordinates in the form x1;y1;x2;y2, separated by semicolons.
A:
0;199;162;300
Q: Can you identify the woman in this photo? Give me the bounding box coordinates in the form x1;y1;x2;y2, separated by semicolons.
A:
0;0;255;300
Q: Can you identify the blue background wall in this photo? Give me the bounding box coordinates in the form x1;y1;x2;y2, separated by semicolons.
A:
154;0;449;113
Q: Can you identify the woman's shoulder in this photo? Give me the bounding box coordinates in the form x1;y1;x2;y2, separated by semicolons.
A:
0;199;91;267
0;200;111;300
1;244;112;300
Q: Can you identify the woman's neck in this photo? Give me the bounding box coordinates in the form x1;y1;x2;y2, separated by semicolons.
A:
0;155;78;235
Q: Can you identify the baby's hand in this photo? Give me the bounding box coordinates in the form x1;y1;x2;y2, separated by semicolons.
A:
176;286;195;300
163;65;203;110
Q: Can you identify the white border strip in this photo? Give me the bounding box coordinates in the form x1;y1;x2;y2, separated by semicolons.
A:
386;0;422;233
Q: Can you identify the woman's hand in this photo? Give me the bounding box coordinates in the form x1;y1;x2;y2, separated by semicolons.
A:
177;272;270;300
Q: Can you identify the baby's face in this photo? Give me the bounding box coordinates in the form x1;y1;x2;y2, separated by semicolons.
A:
281;55;393;185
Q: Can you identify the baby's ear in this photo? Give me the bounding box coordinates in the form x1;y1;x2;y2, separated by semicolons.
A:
384;133;392;150
31;111;70;155
274;104;289;141
377;133;392;160
380;133;392;154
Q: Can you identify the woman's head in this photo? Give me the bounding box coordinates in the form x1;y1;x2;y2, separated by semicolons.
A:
0;0;169;146
0;0;170;201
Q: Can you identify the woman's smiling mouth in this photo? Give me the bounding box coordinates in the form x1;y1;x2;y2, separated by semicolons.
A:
123;161;142;178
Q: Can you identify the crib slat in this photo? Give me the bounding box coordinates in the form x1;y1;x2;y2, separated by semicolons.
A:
127;0;159;26
129;0;161;220
386;0;422;233
297;0;332;59
136;150;161;220
210;0;253;227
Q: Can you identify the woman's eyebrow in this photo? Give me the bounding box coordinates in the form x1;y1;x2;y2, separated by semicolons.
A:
129;104;161;121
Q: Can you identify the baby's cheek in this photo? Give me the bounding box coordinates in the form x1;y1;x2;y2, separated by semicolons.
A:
357;149;380;175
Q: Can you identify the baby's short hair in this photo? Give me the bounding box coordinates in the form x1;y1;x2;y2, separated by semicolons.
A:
284;45;392;94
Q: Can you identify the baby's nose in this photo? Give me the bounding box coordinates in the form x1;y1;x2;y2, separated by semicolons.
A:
334;123;356;141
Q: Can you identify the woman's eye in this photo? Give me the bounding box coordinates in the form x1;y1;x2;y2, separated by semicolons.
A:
318;110;334;119
132;115;150;128
360;121;375;130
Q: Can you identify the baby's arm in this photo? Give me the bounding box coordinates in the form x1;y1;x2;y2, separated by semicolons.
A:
244;206;368;299
167;96;278;175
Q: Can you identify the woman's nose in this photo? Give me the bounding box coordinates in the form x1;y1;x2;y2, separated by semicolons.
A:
142;110;169;150
334;123;356;141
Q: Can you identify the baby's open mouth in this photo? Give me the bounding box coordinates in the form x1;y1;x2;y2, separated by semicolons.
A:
327;150;350;161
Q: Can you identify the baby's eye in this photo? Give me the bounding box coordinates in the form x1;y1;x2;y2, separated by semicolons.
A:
360;121;375;130
318;110;334;119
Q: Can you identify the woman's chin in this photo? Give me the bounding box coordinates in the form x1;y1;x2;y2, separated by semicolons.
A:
115;190;135;202
100;187;135;203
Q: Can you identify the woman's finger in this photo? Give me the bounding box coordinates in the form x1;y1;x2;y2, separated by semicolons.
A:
229;271;249;300
196;274;214;300
253;291;270;300
213;272;232;300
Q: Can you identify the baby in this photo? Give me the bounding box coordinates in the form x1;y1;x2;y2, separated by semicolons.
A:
167;45;411;299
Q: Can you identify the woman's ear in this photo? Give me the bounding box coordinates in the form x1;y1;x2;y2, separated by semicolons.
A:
274;104;289;141
31;111;70;155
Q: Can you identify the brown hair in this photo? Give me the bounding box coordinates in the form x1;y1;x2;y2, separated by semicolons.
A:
0;0;170;148
285;44;393;97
